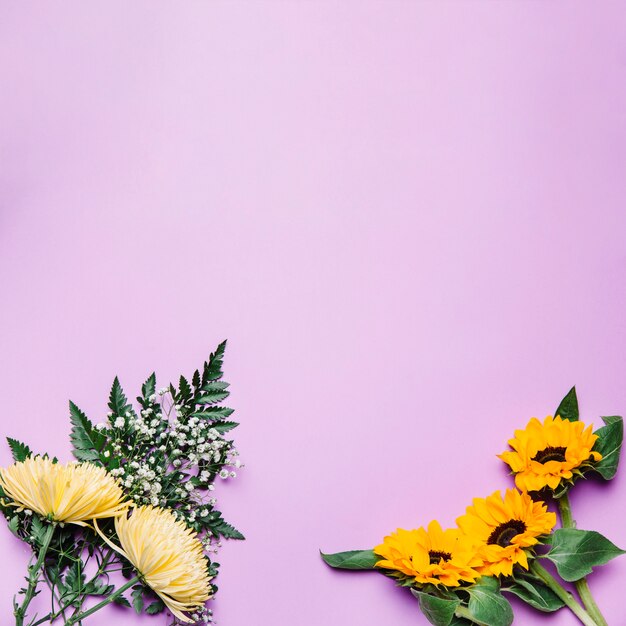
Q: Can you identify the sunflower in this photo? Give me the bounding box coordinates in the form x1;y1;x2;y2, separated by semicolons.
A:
498;415;602;493
0;457;127;525
456;489;555;577
374;520;482;587
97;505;212;623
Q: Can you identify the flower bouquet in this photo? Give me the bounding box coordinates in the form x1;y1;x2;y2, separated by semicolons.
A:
0;342;243;625
322;388;623;626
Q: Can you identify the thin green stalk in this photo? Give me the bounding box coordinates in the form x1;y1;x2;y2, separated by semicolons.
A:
14;523;56;626
531;561;598;626
557;494;608;626
64;576;140;625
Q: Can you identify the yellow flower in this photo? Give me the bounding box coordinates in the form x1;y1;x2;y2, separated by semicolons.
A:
98;506;212;623
498;415;602;492
457;489;556;577
374;520;482;587
0;457;127;525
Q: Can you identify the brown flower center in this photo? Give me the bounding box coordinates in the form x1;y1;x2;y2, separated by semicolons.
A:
532;446;567;464
487;520;527;547
428;550;452;564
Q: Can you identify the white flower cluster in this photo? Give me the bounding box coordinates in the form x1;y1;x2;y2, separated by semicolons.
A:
100;391;241;526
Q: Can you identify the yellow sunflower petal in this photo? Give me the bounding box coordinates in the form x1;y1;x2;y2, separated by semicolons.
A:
499;415;602;493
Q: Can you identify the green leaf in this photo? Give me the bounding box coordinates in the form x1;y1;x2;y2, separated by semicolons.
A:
466;577;513;626
211;421;239;434
196;382;230;405
108;377;132;416
6;437;32;462
555;386;579;422
145;599;165;614
69;401;103;462
131;586;144;613
503;577;564;612
141;373;156;401
448;618;472;626
320;549;378;570
412;590;460;626
7;516;19;537
547;528;625;581
178;375;192;404
113;594;131;608
191;406;235;419
593;416;623;480
205;511;245;540
204;341;227;382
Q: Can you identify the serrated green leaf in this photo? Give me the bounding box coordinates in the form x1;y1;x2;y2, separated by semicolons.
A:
593;416;623;480
145;599;165;614
113;594;131;608
412;590;460;626
108;377;131;416
7;516;19;537
6;437;32;462
192;369;201;389
204;341;227;382
196;382;230;405
191;406;235;419
69;401;104;462
206;512;245;540
141;373;156;400
555;386;579;422
211;421;239;434
503;577;564;612
131;586;144;613
320;549;378;570
178;375;192;403
547;528;625;581
466;577;513;626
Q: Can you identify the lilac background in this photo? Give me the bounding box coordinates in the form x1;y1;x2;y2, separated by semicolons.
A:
1;2;626;625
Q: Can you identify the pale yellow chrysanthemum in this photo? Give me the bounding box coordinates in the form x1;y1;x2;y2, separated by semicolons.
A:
98;505;212;623
0;457;127;525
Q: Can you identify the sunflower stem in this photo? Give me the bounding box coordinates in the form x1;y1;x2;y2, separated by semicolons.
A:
556;494;608;626
14;522;56;626
64;576;140;625
530;561;599;626
454;605;487;625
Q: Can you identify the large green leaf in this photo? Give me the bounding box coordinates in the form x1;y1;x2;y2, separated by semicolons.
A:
593;416;623;480
412;590;460;626
320;549;379;570
503;577;564;612
547;528;625;581
6;437;32;462
466;577;513;626
555;386;579;422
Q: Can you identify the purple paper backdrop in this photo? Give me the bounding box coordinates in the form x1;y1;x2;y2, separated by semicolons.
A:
1;2;625;625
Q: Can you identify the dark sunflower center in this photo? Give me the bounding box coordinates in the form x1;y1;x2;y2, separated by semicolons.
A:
428;550;452;565
532;446;567;464
487;520;527;547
